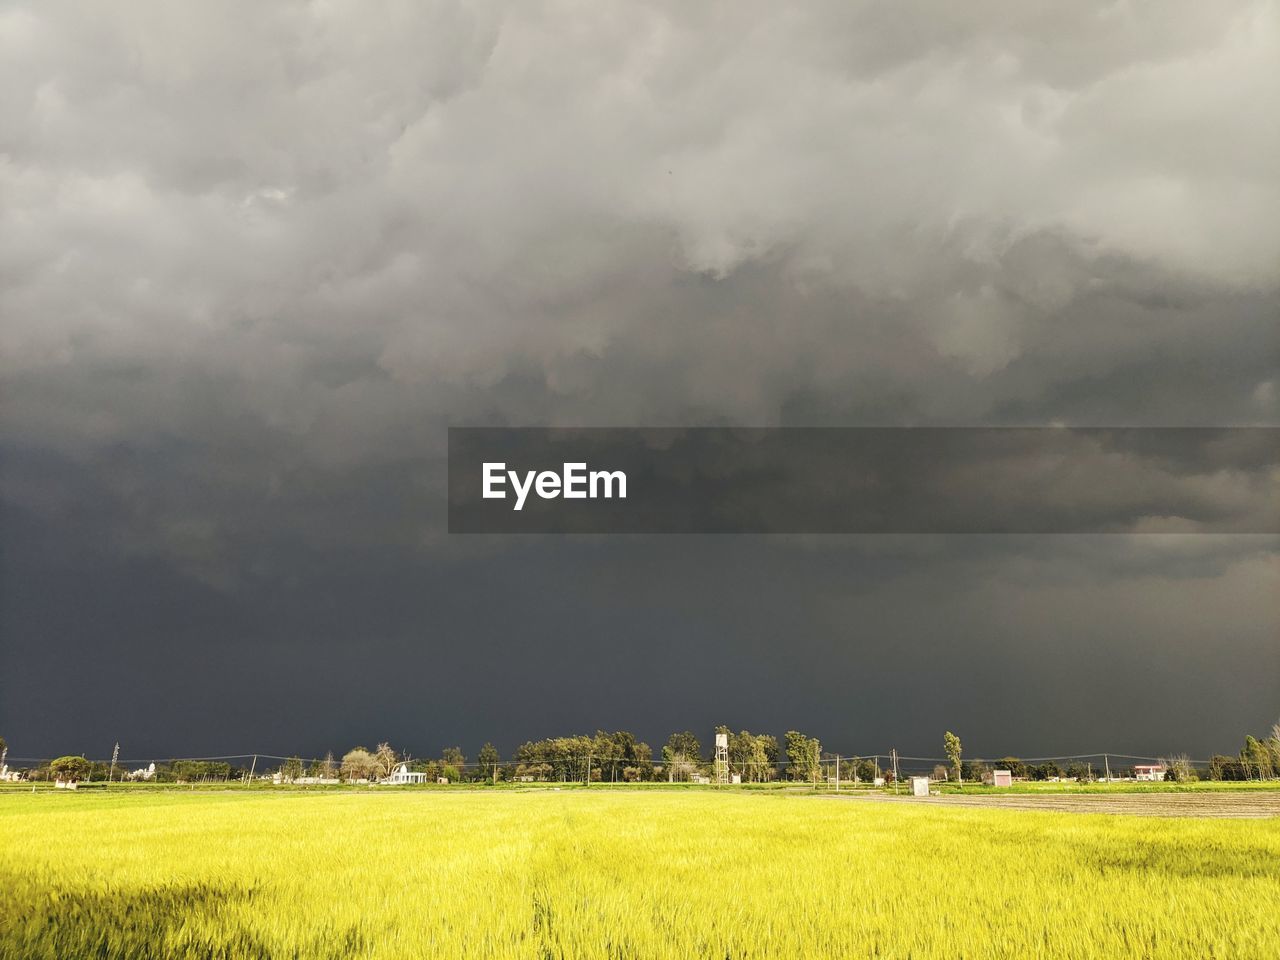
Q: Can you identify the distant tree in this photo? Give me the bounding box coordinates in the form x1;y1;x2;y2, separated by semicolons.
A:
632;741;654;781
1242;736;1273;780
412;759;443;781
854;758;879;782
1065;762;1094;783
172;760;231;782
441;746;466;769
721;728;776;783
280;756;304;782
759;734;780;766
1162;754;1197;783
744;734;773;782
0;734;7;758
996;757;1026;779
592;730;621;782
308;752;336;780
943;731;962;784
341;747;377;782
665;732;701;761
1028;761;1062;781
784;731;821;784
477;743;500;781
49;755;92;783
371;743;399;780
663;732;702;783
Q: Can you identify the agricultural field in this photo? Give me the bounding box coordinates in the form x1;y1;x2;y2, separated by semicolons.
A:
1;790;1278;959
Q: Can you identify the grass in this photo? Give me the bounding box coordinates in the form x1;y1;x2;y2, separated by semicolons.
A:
1;790;1277;959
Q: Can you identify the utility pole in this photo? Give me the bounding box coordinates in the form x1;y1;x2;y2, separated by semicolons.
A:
247;754;258;786
835;754;840;792
109;742;119;783
891;749;900;793
1104;754;1111;783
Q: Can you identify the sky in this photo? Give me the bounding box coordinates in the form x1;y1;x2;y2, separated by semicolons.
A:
1;1;1277;766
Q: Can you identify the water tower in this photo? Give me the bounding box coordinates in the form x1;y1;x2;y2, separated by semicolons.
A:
714;732;730;784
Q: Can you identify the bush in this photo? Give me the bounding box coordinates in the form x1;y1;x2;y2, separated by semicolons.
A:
49;756;92;782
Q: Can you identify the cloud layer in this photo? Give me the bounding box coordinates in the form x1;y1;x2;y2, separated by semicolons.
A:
1;1;1276;758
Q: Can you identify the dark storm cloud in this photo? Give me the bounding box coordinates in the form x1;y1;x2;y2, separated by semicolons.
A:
1;1;1276;760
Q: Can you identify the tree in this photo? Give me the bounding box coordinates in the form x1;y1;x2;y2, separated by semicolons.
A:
49;755;92;783
854;758;879;782
1242;736;1273;780
373;743;399;780
663;732;702;783
280;756;304;782
743;733;772;782
341;747;377;782
593;730;622;783
1162;754;1197;783
309;752;336;780
477;743;500;782
784;731;821;784
1065;762;1094;783
943;731;962;784
441;746;466;769
996;757;1026;779
631;741;654;781
665;732;701;760
171;760;231;782
1028;761;1062;781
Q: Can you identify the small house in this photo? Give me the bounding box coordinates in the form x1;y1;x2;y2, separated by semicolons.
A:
384;763;427;785
1134;764;1166;782
991;769;1012;788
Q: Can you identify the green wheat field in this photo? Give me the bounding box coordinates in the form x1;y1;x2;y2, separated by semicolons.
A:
2;790;1278;959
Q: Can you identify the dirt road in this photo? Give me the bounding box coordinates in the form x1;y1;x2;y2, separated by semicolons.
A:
827;790;1280;818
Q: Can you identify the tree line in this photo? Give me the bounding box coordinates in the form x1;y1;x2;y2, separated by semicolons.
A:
6;721;1279;785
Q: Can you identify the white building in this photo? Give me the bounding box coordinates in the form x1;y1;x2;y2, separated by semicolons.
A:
384;763;428;785
1134;764;1166;782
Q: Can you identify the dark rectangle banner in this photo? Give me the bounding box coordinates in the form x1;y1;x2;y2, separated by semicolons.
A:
447;427;1279;534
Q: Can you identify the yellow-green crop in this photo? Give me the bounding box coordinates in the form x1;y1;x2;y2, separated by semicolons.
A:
1;789;1277;958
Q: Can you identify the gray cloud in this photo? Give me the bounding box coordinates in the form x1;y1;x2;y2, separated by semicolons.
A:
1;1;1276;759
